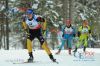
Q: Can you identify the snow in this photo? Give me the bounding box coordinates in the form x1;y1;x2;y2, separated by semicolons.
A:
47;1;53;4
35;0;39;3
56;4;63;8
53;23;59;27
51;10;59;17
0;5;5;11
10;0;16;2
0;48;100;66
32;4;39;9
79;13;86;20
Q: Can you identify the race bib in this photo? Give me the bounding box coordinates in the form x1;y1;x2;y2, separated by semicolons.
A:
64;27;73;34
26;19;38;29
81;28;89;34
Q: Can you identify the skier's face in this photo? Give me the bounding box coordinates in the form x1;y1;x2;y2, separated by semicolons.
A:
83;20;88;27
27;14;33;19
66;20;71;27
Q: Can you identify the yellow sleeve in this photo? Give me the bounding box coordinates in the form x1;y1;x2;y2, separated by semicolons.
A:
42;20;47;30
78;26;82;32
88;26;91;34
22;21;27;29
88;26;90;30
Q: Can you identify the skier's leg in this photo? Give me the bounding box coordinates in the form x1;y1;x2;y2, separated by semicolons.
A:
83;38;88;52
26;34;35;62
73;38;81;52
73;38;82;56
27;39;32;53
27;38;34;62
37;34;56;62
42;41;56;62
56;39;66;54
68;37;73;55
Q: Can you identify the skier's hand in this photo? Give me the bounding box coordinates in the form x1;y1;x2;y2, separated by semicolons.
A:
42;30;46;35
25;32;30;35
24;29;30;35
62;34;64;37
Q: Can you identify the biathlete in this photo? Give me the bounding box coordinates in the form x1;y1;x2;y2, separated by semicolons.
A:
22;9;56;62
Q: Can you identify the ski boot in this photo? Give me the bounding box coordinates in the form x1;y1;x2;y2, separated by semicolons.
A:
83;46;86;52
68;48;71;55
28;52;34;62
28;57;33;62
73;48;77;56
49;54;57;62
55;49;61;54
73;47;77;52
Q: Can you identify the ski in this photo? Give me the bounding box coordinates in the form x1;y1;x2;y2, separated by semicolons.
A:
52;59;59;64
54;61;59;64
13;61;59;64
13;61;37;64
73;52;76;57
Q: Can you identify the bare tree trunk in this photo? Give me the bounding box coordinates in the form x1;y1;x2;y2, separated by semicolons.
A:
5;0;9;50
61;0;68;21
61;0;73;22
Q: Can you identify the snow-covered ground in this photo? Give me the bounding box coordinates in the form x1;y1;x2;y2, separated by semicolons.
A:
0;48;100;66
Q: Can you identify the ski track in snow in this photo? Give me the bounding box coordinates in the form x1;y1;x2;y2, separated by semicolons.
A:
0;48;100;66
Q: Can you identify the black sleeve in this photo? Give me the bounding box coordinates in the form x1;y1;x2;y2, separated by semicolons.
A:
23;18;26;22
89;30;91;34
62;33;64;37
78;31;81;37
72;27;76;37
21;15;26;22
73;34;76;37
36;17;45;22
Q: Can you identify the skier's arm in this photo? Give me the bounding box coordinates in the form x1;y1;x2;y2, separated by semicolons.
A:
77;31;81;37
88;26;91;34
88;26;92;39
21;16;27;29
62;26;65;37
77;26;82;37
36;17;45;22
72;27;76;37
42;20;47;35
22;21;27;30
21;17;29;34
